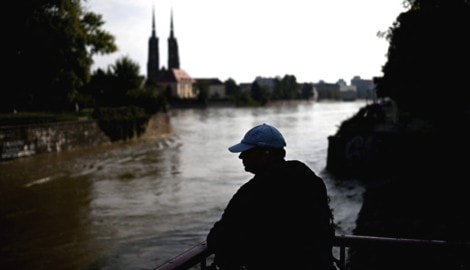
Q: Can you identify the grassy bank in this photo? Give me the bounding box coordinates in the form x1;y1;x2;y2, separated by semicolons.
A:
0;111;93;126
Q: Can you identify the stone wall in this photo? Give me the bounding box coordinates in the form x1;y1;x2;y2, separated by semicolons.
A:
326;131;400;177
0;113;171;161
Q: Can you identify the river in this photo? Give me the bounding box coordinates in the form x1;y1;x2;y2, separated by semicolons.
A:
0;100;367;270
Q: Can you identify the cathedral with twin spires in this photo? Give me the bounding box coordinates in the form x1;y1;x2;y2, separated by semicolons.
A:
145;8;195;98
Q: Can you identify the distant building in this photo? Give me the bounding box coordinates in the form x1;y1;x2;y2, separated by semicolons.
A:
338;79;357;101
255;76;276;92
314;80;341;100
195;78;226;99
351;76;376;101
159;68;195;98
145;8;195;98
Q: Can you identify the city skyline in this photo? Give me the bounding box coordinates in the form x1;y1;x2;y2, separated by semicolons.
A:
88;0;406;83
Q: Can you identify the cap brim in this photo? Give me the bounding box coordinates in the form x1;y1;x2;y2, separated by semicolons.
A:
228;143;255;153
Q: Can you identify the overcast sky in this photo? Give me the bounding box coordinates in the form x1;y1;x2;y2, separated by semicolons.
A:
87;0;406;84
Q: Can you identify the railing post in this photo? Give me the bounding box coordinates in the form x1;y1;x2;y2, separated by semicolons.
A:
339;246;346;270
200;258;206;270
154;235;470;270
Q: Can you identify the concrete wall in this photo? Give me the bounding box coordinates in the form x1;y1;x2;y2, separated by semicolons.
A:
0;113;171;161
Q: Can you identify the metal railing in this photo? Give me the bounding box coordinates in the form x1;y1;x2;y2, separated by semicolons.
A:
153;234;470;270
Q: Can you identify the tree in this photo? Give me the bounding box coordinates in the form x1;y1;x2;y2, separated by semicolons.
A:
283;75;299;100
348;2;470;269
374;0;470;120
7;0;117;112
250;81;270;105
109;56;144;106
300;83;315;100
196;80;209;105
274;75;299;100
87;56;165;113
224;78;240;98
89;56;166;141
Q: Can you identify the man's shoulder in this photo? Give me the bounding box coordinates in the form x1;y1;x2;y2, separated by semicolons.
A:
283;160;323;181
284;160;314;172
285;159;307;166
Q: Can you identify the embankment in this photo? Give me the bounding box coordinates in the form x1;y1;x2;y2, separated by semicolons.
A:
0;113;171;161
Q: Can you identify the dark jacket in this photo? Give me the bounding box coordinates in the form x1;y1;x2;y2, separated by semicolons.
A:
207;160;335;270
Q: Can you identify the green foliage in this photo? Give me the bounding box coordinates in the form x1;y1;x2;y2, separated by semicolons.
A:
225;75;308;106
335;104;387;137
88;56;142;107
300;83;315;100
281;75;299;100
110;56;144;96
92;106;150;141
83;56;167;139
374;0;470;120
235;91;258;107
196;81;209;105
224;78;257;106
250;81;270;105
0;111;92;126
273;75;299;100
85;56;167;113
224;78;242;104
224;78;240;97
7;0;117;112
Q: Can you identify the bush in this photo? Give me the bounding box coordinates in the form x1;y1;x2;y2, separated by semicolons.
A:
92;106;151;141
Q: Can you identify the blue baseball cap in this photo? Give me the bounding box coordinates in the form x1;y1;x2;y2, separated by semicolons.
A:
228;123;286;153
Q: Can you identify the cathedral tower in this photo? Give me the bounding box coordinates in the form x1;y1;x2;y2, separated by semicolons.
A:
167;10;180;70
146;5;159;85
145;7;193;99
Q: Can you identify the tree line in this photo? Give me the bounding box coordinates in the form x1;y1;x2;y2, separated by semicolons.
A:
5;1;310;114
6;0;470;121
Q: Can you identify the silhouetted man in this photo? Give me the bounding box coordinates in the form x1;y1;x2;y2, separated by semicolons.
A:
207;123;336;270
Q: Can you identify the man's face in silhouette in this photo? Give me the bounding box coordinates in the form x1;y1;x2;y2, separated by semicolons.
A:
238;147;270;174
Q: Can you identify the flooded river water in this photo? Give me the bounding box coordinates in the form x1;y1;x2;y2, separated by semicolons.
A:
0;100;367;270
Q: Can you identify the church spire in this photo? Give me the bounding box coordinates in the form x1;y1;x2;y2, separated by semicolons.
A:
146;3;160;86
170;8;174;38
151;4;156;37
168;8;180;69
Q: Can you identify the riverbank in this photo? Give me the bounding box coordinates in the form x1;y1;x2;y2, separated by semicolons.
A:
0;102;366;270
0;112;171;161
326;101;470;269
